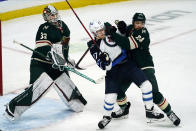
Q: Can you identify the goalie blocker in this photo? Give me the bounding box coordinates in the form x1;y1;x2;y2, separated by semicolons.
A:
4;72;87;121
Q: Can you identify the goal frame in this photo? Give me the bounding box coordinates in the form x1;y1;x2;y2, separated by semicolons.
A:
0;19;3;96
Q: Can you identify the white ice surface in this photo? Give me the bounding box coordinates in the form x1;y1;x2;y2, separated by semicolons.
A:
1;0;196;131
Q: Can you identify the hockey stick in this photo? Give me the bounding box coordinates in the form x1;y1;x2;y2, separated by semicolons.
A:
13;40;99;84
65;0;101;69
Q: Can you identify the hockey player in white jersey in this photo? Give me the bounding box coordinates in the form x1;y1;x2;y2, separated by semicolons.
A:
87;20;164;129
4;5;87;121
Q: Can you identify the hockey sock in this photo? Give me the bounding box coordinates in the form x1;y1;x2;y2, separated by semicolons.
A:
104;93;117;116
158;98;172;115
140;81;153;109
117;96;127;110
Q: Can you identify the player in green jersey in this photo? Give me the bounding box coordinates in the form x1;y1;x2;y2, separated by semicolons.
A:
113;13;180;126
4;5;87;121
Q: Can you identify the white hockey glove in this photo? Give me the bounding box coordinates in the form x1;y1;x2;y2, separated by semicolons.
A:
48;43;66;71
67;57;76;69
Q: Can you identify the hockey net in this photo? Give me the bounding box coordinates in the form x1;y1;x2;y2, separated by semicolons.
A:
0;19;2;96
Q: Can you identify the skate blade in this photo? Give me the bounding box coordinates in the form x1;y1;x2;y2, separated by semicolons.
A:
147;117;166;124
113;115;129;120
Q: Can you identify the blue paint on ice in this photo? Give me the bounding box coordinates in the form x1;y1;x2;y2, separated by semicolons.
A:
0;94;73;131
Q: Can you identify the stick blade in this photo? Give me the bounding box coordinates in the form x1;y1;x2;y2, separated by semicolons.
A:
75;64;86;70
95;75;105;84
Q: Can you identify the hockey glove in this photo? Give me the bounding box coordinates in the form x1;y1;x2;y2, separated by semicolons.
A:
67;57;76;69
116;21;127;35
48;44;66;71
99;52;111;67
104;22;117;36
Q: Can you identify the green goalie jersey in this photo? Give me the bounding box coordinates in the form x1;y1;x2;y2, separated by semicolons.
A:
31;20;70;63
126;25;154;69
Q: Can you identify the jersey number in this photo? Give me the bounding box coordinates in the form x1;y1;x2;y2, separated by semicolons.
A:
40;32;47;40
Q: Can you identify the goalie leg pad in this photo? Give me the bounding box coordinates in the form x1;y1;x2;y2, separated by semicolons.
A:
54;73;87;112
4;73;54;120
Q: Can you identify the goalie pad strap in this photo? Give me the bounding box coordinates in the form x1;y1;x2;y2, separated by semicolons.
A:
54;83;70;102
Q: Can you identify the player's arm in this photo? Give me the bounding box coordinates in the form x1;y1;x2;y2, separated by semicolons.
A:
60;21;77;68
61;21;70;46
115;20;127;36
111;33;130;50
127;27;150;50
87;40;111;70
104;22;130;50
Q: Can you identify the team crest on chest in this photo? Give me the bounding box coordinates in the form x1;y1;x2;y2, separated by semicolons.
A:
43;26;49;30
135;35;145;43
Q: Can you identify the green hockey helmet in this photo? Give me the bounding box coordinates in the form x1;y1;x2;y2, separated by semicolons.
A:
132;13;146;23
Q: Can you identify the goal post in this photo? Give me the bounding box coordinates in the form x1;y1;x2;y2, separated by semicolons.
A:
0;19;3;96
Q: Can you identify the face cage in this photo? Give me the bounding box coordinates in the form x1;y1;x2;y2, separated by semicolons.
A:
45;13;60;23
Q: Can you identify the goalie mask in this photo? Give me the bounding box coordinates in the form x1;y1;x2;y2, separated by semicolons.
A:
43;5;60;23
89;20;105;37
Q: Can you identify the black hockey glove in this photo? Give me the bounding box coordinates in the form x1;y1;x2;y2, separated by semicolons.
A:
117;21;127;35
99;52;111;66
104;22;117;36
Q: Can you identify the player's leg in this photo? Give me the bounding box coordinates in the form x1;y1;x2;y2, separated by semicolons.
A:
98;69;120;129
143;68;180;126
40;61;87;112
4;72;54;121
125;61;164;122
112;82;131;119
53;73;87;112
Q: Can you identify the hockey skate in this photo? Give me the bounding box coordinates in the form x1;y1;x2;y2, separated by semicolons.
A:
146;106;165;123
4;104;15;121
98;116;112;129
167;111;180;126
111;102;131;119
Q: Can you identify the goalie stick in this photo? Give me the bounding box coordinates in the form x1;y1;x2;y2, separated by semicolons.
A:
13;40;101;84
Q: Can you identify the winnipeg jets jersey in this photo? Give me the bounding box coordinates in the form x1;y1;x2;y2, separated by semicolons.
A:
99;37;122;62
87;33;130;70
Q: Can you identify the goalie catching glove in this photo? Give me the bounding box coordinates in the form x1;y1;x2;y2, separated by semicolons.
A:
67;57;76;69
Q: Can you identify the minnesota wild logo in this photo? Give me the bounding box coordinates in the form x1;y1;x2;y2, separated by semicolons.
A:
135;35;144;43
